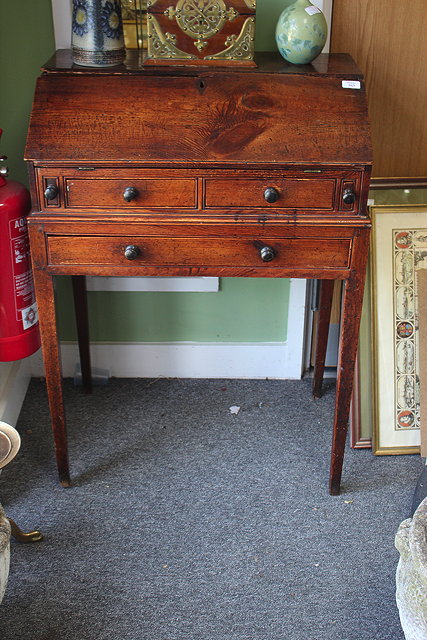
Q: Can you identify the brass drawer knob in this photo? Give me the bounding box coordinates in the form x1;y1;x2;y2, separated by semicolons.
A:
44;184;59;201
343;189;356;205
264;187;279;203
123;187;139;202
259;245;276;262
124;245;140;260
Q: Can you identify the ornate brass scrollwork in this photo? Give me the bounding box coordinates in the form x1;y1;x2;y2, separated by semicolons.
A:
205;16;255;61
147;13;197;58
146;0;255;62
164;0;239;51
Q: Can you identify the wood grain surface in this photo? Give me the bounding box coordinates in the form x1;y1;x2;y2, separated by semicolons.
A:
25;55;371;166
331;0;427;178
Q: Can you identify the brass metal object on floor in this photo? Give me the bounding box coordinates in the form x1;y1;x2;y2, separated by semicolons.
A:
7;518;43;543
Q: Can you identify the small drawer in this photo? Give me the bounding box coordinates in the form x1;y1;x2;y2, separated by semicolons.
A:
204;178;335;209
65;178;197;209
47;235;352;270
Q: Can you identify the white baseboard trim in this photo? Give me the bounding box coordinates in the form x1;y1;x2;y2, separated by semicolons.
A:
0;358;33;427
30;340;303;380
29;279;307;380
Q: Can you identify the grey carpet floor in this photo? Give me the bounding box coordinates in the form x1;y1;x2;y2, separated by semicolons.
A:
0;377;421;639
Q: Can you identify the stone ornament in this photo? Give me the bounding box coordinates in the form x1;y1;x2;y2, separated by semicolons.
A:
395;496;427;640
0;422;21;605
0;506;11;605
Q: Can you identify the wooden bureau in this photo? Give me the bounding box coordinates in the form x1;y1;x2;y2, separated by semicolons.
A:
25;50;372;495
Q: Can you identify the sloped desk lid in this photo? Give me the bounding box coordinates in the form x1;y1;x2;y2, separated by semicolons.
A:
25;51;372;166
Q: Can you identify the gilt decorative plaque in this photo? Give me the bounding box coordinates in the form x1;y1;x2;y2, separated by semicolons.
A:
145;0;256;66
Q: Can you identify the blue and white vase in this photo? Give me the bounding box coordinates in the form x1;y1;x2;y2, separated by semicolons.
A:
72;0;126;67
275;0;327;65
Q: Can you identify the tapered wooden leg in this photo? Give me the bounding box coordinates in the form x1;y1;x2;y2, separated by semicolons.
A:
33;268;70;486
329;229;370;495
71;275;92;394
29;221;71;486
312;279;335;399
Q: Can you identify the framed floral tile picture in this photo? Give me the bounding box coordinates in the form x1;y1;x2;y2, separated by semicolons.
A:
372;205;427;454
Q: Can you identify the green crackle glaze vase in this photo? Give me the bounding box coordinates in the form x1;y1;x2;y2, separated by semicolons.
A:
275;0;327;65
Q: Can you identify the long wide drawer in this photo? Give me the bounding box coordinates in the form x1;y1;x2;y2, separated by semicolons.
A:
47;235;352;270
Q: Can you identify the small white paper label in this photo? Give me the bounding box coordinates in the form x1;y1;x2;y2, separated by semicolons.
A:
305;5;321;14
342;80;361;90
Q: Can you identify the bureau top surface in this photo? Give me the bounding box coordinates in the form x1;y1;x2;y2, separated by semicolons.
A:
42;50;362;78
25;50;372;166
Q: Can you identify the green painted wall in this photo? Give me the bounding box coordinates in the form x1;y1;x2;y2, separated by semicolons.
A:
57;277;290;342
1;0;294;344
0;0;56;185
255;0;297;50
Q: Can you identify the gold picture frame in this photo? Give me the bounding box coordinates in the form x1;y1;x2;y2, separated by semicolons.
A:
350;256;373;449
372;205;427;455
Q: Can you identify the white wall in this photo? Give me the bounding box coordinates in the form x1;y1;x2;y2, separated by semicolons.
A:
51;0;72;49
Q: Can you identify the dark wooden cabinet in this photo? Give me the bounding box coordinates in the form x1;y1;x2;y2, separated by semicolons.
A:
25;50;372;494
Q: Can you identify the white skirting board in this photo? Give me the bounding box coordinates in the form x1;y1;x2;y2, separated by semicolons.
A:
30;339;304;380
30;278;308;380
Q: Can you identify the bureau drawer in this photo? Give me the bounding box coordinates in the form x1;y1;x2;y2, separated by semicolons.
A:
47;235;352;270
65;178;197;209
204;178;335;209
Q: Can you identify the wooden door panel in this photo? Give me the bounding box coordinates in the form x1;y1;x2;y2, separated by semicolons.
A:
331;0;427;179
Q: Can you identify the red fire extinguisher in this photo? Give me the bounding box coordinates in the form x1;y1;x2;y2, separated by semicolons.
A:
0;133;40;361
